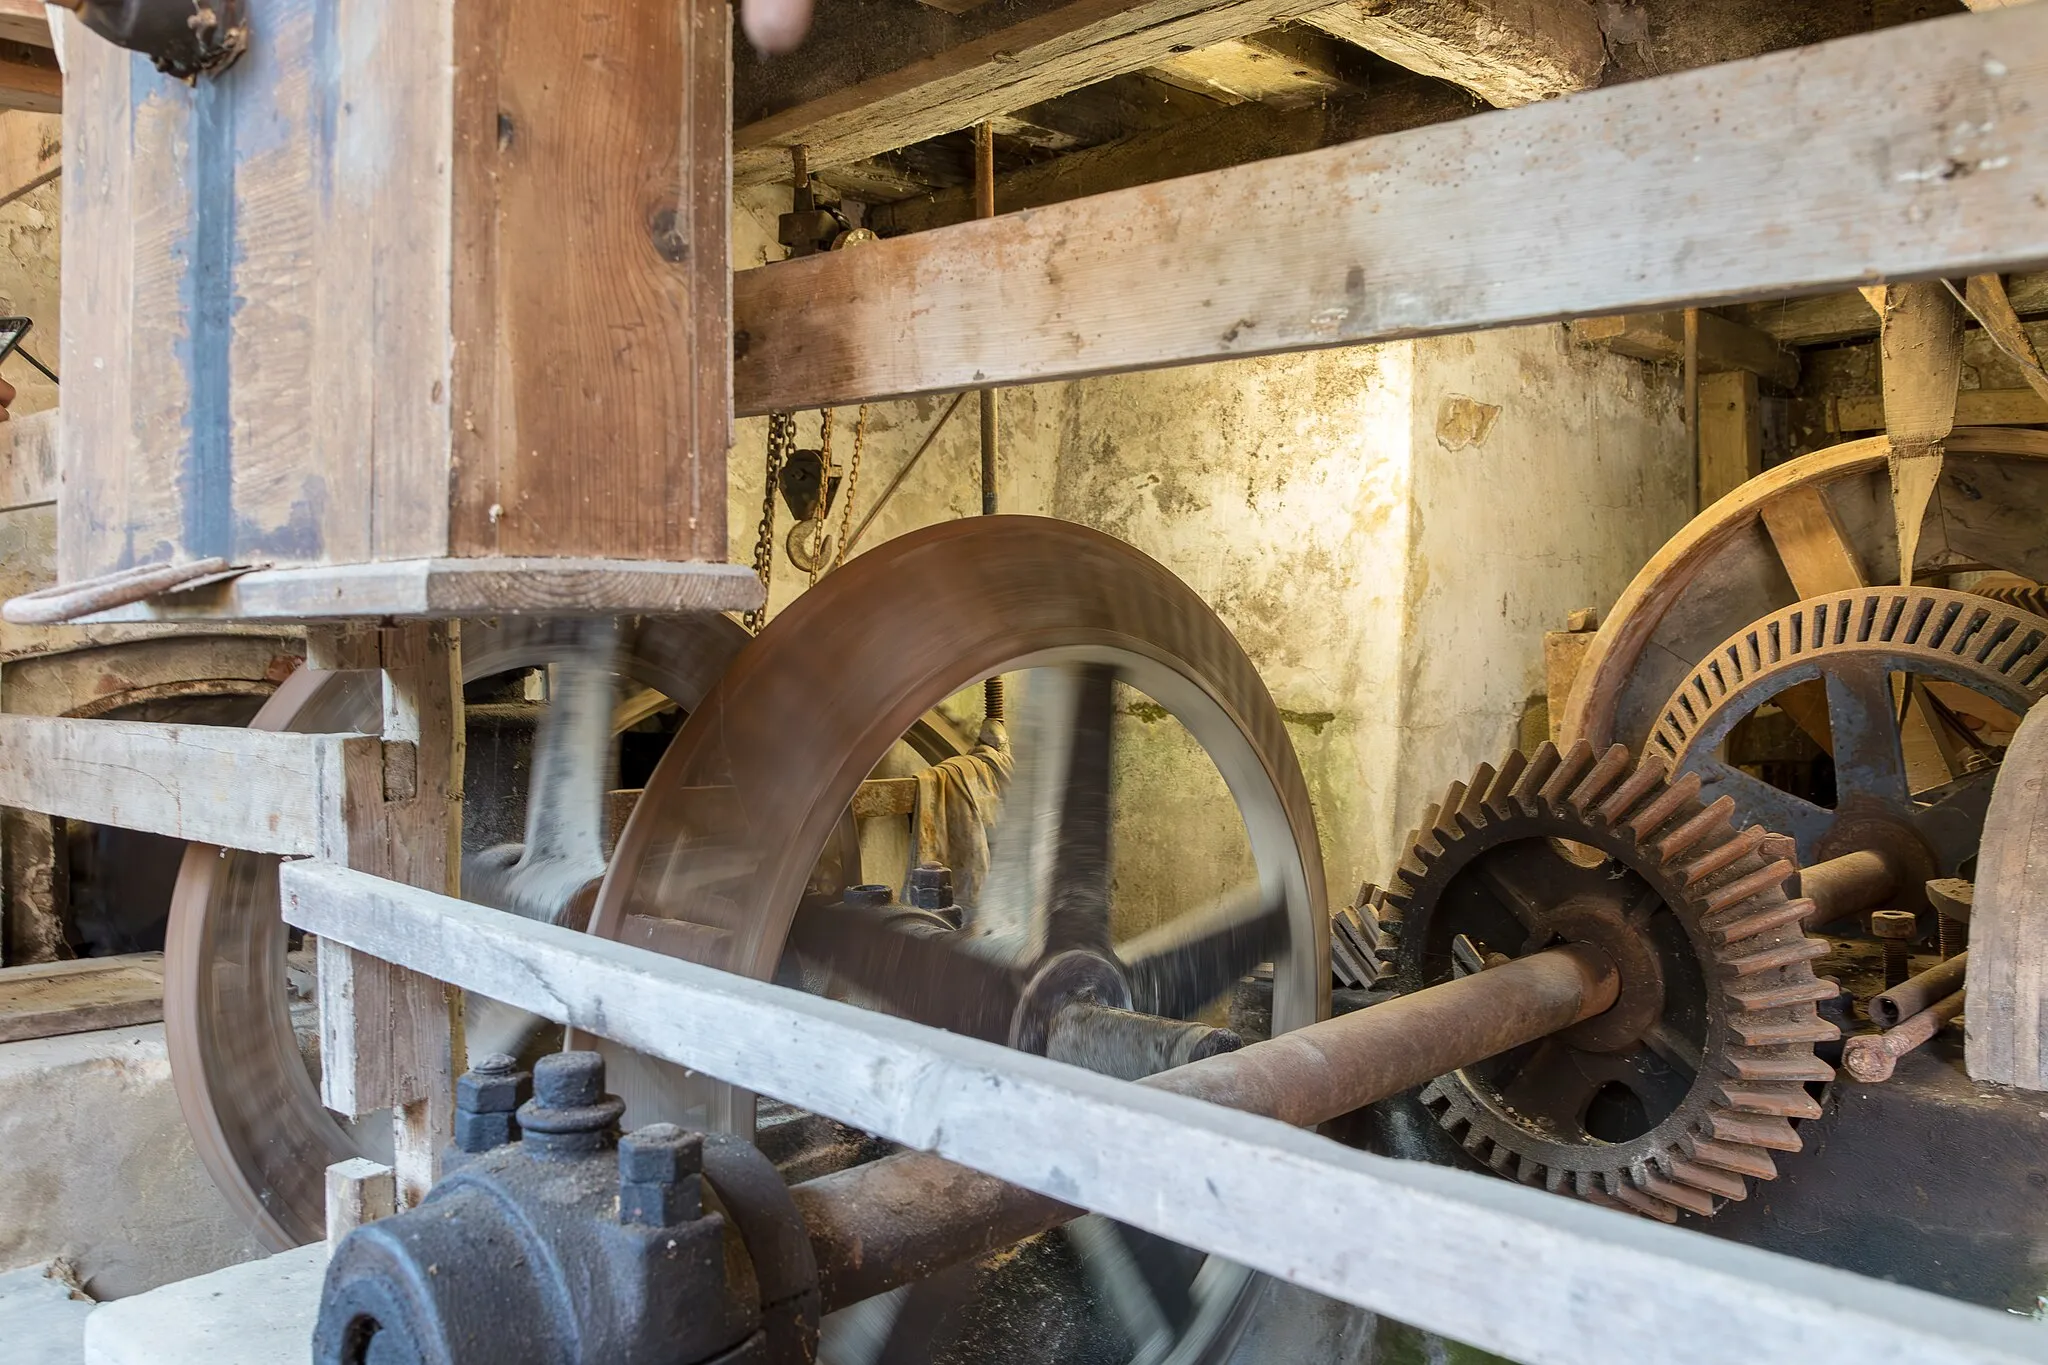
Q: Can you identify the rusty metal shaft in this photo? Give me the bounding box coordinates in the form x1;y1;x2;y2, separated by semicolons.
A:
1799;848;1900;928
788;944;1618;1310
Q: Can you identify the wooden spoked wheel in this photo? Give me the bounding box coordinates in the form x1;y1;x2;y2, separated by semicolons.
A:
591;516;1329;1365
1563;429;2048;757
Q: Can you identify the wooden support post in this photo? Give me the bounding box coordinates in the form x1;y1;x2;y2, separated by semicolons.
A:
309;623;465;1210
1697;370;1763;509
325;1157;396;1249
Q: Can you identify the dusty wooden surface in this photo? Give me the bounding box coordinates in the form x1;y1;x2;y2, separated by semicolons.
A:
1967;697;2048;1090
1299;0;1602;108
735;8;2048;415
0;951;163;1041
281;859;2048;1365
1697;370;1764;509
1572;311;1798;390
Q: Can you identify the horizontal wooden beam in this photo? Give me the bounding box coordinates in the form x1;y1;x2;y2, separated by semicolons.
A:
734;8;2048;416
71;557;763;624
732;0;1342;186
0;715;372;855
0;1;51;48
1147;27;1369;107
1298;0;1605;108
1832;387;2048;433
1732;271;2048;347
0;952;164;1042
0;43;57;114
281;859;2048;1365
1571;311;1800;389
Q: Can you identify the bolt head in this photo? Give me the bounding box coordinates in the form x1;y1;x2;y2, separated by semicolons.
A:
532;1050;605;1108
842;884;892;908
618;1123;702;1183
1870;910;1919;941
456;1054;525;1115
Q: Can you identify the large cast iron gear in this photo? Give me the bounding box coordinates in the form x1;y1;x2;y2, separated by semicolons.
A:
1367;739;1839;1222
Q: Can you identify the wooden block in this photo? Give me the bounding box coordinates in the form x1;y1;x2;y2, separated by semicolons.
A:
1571;312;1800;391
0;1;50;48
325;1157;395;1249
60;0;730;583
1543;631;1596;746
0;952;163;1042
734;8;2048;415
281;858;2048;1365
1698;370;1764;509
0;714;374;855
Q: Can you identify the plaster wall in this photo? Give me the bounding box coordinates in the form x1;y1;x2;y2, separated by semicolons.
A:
732;193;1688;931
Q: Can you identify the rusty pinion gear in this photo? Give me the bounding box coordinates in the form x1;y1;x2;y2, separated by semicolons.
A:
1364;739;1839;1222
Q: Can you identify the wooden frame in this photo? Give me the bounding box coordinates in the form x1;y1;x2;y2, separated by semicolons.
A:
733;7;2048;415
280;859;2048;1365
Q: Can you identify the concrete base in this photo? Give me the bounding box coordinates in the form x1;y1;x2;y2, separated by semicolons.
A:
83;1244;326;1365
0;1024;264;1299
0;1264;93;1365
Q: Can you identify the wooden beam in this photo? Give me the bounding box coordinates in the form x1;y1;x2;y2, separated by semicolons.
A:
0;1;51;48
868;72;1477;236
1729;271;2048;347
0;44;57;115
1298;0;1604;107
0;953;163;1042
1697;370;1763;507
0;714;372;855
732;0;1349;186
65;557;763;625
1570;312;1799;390
1148;27;1370;107
281;859;2048;1365
1967;694;2048;1090
735;8;2048;416
1831;387;2048;433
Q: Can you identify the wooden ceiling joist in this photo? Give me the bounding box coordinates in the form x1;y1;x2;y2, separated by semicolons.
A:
1733;273;2048;348
1298;0;1605;107
0;0;51;49
733;8;2048;415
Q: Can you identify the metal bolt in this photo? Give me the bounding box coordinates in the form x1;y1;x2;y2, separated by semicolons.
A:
454;1052;529;1154
842;884;892;908
1870;910;1918;989
517;1051;625;1161
908;862;955;911
617;1123;704;1228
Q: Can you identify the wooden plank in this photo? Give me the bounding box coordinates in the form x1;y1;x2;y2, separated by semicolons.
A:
0;108;58;198
1698;370;1763;507
69;557;763;624
1833;387;2048;433
0;714;371;855
731;0;1348;187
1571;311;1799;389
280;859;2048;1365
0;1;50;47
1729;271;2048;347
1298;0;1603;108
1967;696;2048;1089
0;44;59;114
1148;28;1369;107
734;8;2048;416
1757;484;1868;596
0;952;163;1042
0;406;58;510
868;71;1479;236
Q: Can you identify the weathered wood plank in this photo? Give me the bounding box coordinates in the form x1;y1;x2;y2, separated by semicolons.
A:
70;557;763;624
1571;311;1799;390
0;714;371;855
1148;28;1369;107
0;44;59;114
1731;271;2048;347
281;860;2048;1365
1697;370;1763;507
1299;0;1603;107
0;952;163;1042
732;0;1346;187
1832;387;2048;433
735;8;2048;416
325;1158;396;1249
1966;698;2048;1090
0;1;50;48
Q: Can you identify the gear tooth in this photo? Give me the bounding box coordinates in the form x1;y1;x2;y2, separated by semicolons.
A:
1594;754;1667;824
1485;750;1529;813
1708;1111;1803;1153
1572;1170;1600;1198
1627;768;1702;839
1434;786;1467;837
1634;1169;1717;1218
1667;1157;1749;1201
1682;824;1768;887
1485;1142;1518;1176
1514;1155;1547;1186
1512;742;1561;804
1542;1166;1569;1194
1657;793;1738;859
1461;766;1494;822
1685;1135;1779;1181
1716;1083;1824;1120
1728;975;1837;1010
1703;860;1799;916
1725;1050;1835;1084
1731;1014;1841;1046
1712;898;1818;947
1566;743;1633;812
1537;739;1595;804
1721;937;1828;977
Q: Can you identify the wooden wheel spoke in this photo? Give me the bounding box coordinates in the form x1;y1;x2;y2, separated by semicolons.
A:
1823;660;1912;807
1042;664;1119;959
1119;886;1286;1018
787;898;1021;1043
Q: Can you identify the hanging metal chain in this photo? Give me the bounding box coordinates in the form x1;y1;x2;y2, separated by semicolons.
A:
832;405;869;572
806;409;837;586
745;411;798;634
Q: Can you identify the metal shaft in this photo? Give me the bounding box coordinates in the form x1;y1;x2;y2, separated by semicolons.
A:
1869;950;1967;1029
1841;990;1964;1083
1798;848;1900;928
789;944;1618;1310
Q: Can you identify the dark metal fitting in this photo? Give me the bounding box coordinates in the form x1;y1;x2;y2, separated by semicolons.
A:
518;1051;625;1159
68;0;249;79
618;1123;707;1227
908;862;955;910
453;1053;530;1155
842;884;893;908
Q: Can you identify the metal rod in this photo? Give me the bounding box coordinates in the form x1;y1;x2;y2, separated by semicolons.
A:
1798;848;1899;927
841;393;965;558
1841;989;1964;1083
974;120;1005;723
1868;950;1967;1029
1684;306;1701;513
790;944;1618;1309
